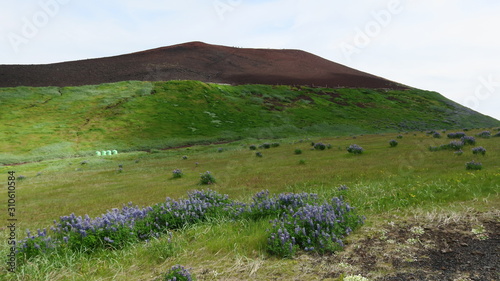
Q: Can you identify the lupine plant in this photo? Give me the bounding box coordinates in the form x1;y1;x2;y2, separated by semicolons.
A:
314;142;327;150
347;144;364;154
389;140;398;147
461;136;476;145
466;161;483;170
249;145;257;150
266;197;364;257
432;132;442;138
172;169;183;179
294;149;302;155
261;143;271;149
472;146;486;155
17;189;363;263
447;132;466;139
476;131;491;138
443;140;464;151
199;171;216;185
162;265;193;281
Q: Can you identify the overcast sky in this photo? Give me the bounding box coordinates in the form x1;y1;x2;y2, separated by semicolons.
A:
1;0;499;120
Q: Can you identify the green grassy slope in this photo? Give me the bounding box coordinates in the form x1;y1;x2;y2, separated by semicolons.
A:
1;80;498;164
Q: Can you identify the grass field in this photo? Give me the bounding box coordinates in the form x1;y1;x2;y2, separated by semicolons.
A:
1;128;499;280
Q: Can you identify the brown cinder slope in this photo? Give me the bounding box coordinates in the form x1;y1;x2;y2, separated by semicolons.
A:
0;41;407;89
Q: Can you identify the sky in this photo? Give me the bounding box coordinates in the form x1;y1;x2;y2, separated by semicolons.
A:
1;0;499;120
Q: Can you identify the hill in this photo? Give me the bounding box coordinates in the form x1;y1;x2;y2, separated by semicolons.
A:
0;41;406;89
1;80;499;164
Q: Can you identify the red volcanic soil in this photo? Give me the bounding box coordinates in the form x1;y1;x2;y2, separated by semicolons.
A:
0;41;407;89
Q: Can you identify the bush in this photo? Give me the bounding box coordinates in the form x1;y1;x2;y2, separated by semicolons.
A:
465;161;482;170
199;171;216;185
494;131;500;138
389;140;398;147
477;131;491;138
433;132;442;138
447;132;466;139
17;189;365;262
182;155;188;160
461;136;476;145
271;142;280;147
443;140;464;151
347;144;364;154
162;265;193;281
472;146;486;155
294;149;302;155
261;143;271;149
256;152;263;157
298;159;306;165
249;145;257;150
314;142;327;150
172;169;183;179
266;197;364;257
396;135;403;139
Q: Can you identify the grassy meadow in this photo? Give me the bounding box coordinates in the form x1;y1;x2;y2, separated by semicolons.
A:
1;128;499;280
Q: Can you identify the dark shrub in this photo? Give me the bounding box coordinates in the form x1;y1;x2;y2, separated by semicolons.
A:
172;169;183;179
476;131;491;138
199;171;216;185
465;161;482;170
347;144;364;154
447;132;466;139
314;142;327;150
389;140;398;147
461;136;476;145
472;146;486;155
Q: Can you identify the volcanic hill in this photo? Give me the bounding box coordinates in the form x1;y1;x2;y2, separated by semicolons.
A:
0;41;406;89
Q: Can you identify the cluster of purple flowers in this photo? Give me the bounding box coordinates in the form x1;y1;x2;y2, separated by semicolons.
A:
18;203;153;259
466;160;483;170
172;169;183;179
162;264;193;281
246;190;319;219
17;189;364;262
137;189;244;236
472;146;487;155
447;132;466;139
313;142;327;150
476;131;491;138
266;196;364;257
461;136;476;145
347;144;364;154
